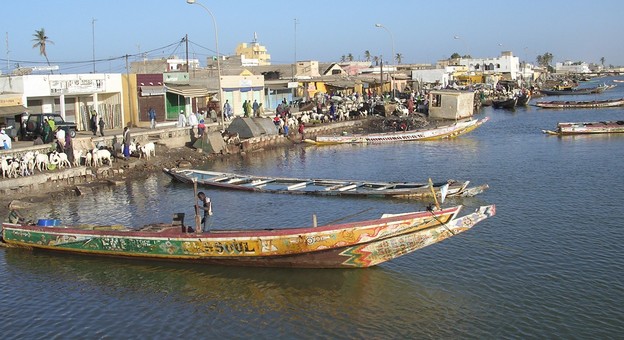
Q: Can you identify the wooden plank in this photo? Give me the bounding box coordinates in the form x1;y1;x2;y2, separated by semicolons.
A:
287;181;311;190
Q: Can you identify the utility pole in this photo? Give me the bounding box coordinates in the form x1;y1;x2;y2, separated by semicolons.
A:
5;32;9;72
185;34;189;72
92;18;97;73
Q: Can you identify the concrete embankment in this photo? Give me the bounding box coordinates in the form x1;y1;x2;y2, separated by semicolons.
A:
0;118;367;198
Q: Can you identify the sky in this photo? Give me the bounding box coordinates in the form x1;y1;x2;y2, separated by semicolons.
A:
2;0;624;75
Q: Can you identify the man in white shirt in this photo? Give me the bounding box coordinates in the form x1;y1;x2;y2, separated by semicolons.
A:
0;129;12;149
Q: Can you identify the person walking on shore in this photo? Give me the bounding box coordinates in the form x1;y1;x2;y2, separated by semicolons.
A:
98;117;105;136
148;107;156;129
223;100;232;120
122;126;131;160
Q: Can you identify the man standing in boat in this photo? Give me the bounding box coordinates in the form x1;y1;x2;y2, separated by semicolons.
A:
196;192;213;231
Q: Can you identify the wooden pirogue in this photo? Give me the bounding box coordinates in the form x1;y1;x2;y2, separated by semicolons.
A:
542;121;624;135
163;168;489;200
304;117;488;145
1;205;495;268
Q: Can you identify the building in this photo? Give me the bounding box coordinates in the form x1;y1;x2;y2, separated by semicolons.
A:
555;61;591;74
454;51;521;80
0;73;124;133
234;33;271;66
428;90;474;120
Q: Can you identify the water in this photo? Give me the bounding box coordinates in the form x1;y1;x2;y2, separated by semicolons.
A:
2;80;624;338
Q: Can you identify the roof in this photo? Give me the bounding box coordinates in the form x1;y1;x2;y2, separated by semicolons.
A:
165;84;210;97
0;105;29;117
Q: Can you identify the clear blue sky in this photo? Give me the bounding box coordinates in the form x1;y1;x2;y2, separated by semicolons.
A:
2;0;624;74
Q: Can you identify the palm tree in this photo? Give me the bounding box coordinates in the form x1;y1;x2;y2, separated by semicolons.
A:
340;55;346;62
373;56;379;66
32;28;54;66
347;53;354;62
395;53;403;64
600;57;605;68
364;50;371;62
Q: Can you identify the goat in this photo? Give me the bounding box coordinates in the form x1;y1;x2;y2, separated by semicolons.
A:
35;153;50;172
49;151;72;169
139;142;155;160
92;148;113;166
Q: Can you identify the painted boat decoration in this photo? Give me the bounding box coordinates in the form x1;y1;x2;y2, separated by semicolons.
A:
305;117;488;145
542;120;624;135
535;97;624;109
163;168;489;199
1;205;495;268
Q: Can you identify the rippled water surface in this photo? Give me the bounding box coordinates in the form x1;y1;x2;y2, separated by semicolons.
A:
2;81;624;338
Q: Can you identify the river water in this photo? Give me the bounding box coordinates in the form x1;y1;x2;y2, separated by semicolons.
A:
2;79;624;338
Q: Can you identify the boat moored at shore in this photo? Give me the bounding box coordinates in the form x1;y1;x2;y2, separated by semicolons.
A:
1;205;496;268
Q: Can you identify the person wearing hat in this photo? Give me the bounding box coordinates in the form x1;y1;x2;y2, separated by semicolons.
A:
0;129;12;150
177;110;187;128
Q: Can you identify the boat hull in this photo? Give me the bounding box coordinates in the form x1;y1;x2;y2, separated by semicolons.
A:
1;205;495;268
309;118;488;145
535;98;624;109
543;121;624;135
163;168;489;199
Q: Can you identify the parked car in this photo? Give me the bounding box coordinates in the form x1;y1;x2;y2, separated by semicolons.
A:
23;113;77;140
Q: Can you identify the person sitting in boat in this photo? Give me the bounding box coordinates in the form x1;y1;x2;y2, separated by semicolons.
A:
6;203;25;224
196;192;213;231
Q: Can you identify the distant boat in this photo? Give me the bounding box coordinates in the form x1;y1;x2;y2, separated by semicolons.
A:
539;85;607;96
516;92;532;106
305;118;488;145
535;98;624;109
163;168;489;200
1;205;496;268
542;121;624;135
492;97;517;109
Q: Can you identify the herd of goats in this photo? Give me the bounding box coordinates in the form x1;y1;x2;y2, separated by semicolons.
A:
1;140;156;179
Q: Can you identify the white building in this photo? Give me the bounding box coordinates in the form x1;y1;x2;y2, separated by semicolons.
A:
555;61;591;74
0;73;124;131
457;51;521;80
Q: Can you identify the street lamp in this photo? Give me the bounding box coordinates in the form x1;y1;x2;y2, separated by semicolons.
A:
374;23;395;98
186;0;224;128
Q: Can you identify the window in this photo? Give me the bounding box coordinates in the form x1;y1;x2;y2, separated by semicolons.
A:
432;94;442;107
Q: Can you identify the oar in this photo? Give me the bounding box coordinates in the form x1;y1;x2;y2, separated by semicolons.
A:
193;178;200;233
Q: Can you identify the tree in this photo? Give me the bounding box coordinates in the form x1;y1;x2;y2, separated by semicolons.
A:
32;28;53;66
364;50;371;62
340;55;346;62
347;53;354;62
600;57;605;67
373;56;379;66
395;53;402;64
536;52;553;68
450;52;461;59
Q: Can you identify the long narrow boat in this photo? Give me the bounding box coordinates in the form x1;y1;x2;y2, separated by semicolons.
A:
535;97;624;109
542;121;624;135
539;86;606;96
492;97;517;109
1;205;495;268
163;168;489;199
305;117;488;145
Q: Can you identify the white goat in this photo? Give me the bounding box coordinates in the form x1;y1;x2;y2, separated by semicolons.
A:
139;142;155;160
35;153;50;172
92;148;112;166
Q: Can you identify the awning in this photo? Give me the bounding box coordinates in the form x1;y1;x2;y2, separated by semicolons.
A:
140;85;165;96
0;105;29;117
166;84;210;97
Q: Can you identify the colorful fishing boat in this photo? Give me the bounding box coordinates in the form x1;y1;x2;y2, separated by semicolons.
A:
163;169;489;199
305;117;488;145
1;205;495;268
535;98;624;109
542;121;624;135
